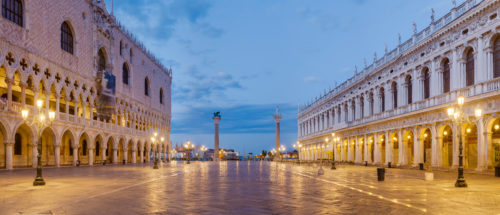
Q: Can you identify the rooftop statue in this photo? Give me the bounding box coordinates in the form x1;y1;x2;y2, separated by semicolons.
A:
213;111;221;118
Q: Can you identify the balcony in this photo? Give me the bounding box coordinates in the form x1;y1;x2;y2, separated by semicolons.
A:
299;77;500;140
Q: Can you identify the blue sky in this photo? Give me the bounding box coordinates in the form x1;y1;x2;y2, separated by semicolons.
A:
109;0;463;154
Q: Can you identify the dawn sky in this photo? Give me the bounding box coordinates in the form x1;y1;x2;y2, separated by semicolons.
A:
108;0;463;154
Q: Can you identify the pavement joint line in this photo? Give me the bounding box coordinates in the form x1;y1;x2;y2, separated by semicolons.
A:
295;171;427;213
29;171;181;214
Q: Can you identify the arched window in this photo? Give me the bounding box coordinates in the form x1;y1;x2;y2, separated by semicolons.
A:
465;49;474;86
392;82;397;108
494;37;500;78
443;59;450;93
423;68;430;99
98;48;106;72
82;140;87;156
406;75;412;104
380;87;385;112
60;21;74;54
144;77;149;96
2;0;23;27
122;63;129;85
159;88;164;104
14;133;22;155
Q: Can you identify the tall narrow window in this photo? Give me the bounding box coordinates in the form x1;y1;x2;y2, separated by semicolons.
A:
369;92;374;115
119;40;123;56
443;59;450;93
380;87;385;112
465;49;475;86
423;68;430;99
130;49;133;63
392;82;398;108
159;88;164;104
60;21;74;54
344;104;348;122
98;48;106;72
494;38;500;78
351;101;355;121
406;75;412;104
14;133;22;155
2;0;23;27
122;63;129;85
359;96;364;118
144;77;150;96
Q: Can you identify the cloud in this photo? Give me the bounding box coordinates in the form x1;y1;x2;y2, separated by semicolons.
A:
304;76;320;83
173;66;243;104
172;103;297;134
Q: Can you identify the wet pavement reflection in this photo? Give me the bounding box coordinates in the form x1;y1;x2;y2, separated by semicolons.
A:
0;161;499;214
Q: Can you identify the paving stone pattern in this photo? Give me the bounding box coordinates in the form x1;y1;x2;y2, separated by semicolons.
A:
0;162;499;214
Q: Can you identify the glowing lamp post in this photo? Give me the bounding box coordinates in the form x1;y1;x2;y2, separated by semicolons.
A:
184;139;194;164
21;99;55;186
446;95;481;188
200;145;207;161
150;133;164;169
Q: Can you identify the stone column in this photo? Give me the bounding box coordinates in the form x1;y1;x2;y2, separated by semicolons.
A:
5;142;13;170
113;147;118;164
44;90;50;112
55;93;60;119
414;127;420;166
73;146;78;166
123;149;128;164
88;148;94;166
140;147;144;163
54;143;61;167
431;124;438;167
364;134;368;163
132;148;137;164
213;113;221;161
385;131;391;164
6;78;12;110
398;129;404;166
476;118;485;170
101;144;107;163
374;134;380;164
32;141;38;168
20;82;26;107
81;101;87;119
273;108;282;159
65;95;70;115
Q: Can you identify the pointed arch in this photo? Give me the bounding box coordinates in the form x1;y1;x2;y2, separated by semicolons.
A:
122;62;129;85
97;48;107;72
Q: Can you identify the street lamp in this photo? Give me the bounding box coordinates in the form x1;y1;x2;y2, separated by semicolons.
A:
293;141;302;162
446;94;481;188
21;99;55;186
331;133;337;170
200;145;207;161
150;133;163;169
279;145;286;160
184;139;194;164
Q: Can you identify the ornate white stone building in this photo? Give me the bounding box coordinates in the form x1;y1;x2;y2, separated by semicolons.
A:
0;0;172;169
297;0;500;171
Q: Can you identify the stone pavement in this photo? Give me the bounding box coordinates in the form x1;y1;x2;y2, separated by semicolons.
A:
0;161;499;215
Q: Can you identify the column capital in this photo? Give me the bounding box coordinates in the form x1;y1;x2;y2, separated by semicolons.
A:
4;141;14;146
